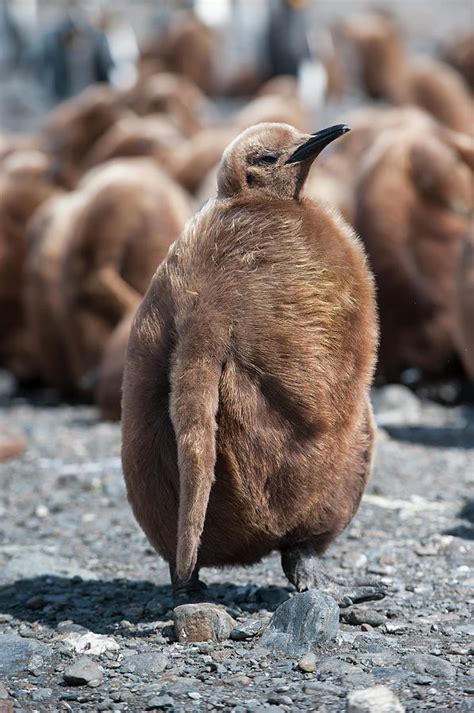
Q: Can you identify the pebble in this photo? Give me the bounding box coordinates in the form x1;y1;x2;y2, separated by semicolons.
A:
0;687;8;701
0;635;52;677
63;656;103;687
341;552;368;570
31;688;53;702
342;608;386;627
230;619;264;640
173;603;236;642
259;591;339;656
403;653;456;679
347;685;405;712
298;652;318;673
146;695;175;710
63;632;120;655
120;652;168;676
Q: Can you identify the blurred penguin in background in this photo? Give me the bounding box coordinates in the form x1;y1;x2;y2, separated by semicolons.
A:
35;6;114;101
266;0;311;78
0;0;24;74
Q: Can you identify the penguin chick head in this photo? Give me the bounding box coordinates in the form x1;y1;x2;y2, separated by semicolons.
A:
217;122;350;201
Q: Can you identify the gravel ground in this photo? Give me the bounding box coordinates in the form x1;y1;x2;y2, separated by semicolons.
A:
0;371;473;712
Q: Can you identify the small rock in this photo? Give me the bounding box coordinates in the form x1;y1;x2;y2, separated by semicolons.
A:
188;691;201;700
259;591;339;656
31;688;52;702
146;695;175;710
298;652;317;672
0;686;8;701
63;656;103;687
0;635;52;677
120;652;168;676
173;603;236;642
63;632;120;655
342;608;386;627
347;684;405;712
230;619;264;640
403;653;456;679
341;552;368;570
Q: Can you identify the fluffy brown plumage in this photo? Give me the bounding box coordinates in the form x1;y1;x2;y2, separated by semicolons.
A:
355;123;473;380
454;225;474;379
40;85;124;185
83;115;184;173
342;13;473;134
25;192;84;393
0;151;64;381
442;32;474;91
122;122;378;598
60;159;192;388
97;312;134;421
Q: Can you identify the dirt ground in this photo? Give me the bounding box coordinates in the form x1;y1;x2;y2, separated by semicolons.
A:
0;371;473;712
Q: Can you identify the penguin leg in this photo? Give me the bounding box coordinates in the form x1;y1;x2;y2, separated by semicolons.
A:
280;533;336;592
169;564;208;606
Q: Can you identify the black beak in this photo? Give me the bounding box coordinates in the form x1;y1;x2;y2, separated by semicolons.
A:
286;124;351;164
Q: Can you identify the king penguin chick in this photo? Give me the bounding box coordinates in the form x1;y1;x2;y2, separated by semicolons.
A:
121;122;378;602
454;224;474;380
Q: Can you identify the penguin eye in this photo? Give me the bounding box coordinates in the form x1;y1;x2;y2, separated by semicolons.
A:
255;154;278;166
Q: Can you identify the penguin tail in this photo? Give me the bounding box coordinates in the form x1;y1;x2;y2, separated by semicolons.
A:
169;330;224;582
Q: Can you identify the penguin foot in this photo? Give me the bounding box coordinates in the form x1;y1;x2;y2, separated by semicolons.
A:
281;544;333;592
170;564;208;606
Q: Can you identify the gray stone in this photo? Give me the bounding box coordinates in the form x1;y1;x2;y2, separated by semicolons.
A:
120;652;168;676
230;619;264;640
63;656;103;687
146;695;175;710
347;685;405;712
403;653;456;679
173;603;236;642
342;608;386;627
0;685;9;701
298;652;318;672
0;635;52;678
259;591;339;656
31;688;53;702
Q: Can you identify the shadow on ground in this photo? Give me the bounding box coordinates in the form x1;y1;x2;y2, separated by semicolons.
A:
384;424;474;449
0;576;291;634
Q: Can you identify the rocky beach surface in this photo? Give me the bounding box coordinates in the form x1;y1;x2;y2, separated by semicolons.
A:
0;372;472;712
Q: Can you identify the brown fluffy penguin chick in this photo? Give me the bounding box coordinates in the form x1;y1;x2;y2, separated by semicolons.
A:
172;127;238;194
159;13;216;95
24;192;85;394
121;122;378;602
134;73;205;138
173;96;311;195
454;225;474;379
60;159;192;388
83;115;184;173
342;13;473;134
442;32;474;91
355;125;473;381
40;85;124;185
96;312;134;421
0;151;64;381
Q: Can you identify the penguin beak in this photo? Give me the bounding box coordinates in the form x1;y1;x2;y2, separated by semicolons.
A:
286;124;351;164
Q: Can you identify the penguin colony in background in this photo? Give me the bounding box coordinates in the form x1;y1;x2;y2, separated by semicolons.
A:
0;7;472;554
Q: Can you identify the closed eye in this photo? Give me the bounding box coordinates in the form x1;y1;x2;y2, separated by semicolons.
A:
255;154;278;166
